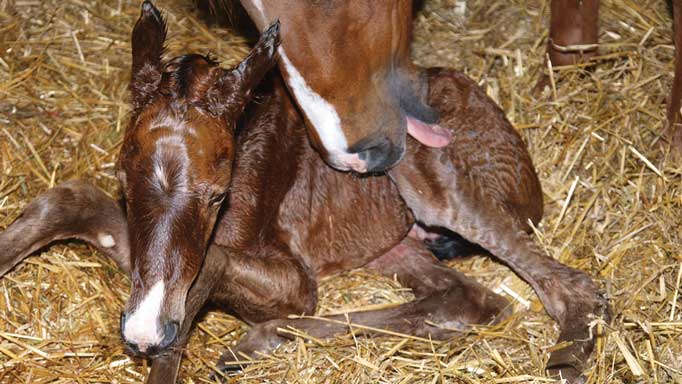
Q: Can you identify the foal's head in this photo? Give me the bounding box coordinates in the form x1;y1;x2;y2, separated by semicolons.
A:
117;1;279;356
235;0;451;172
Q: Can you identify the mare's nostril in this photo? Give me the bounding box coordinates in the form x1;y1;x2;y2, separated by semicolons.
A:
159;321;179;349
356;140;404;173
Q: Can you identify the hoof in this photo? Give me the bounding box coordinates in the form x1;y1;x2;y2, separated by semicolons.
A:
547;291;610;384
210;320;288;381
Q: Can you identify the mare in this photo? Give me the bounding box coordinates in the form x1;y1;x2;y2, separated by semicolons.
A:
205;0;682;163
0;2;608;383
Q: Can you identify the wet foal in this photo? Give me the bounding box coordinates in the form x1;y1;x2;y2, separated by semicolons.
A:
0;2;607;383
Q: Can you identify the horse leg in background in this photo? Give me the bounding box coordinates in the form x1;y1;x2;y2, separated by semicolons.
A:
0;180;130;275
666;0;682;150
216;237;511;373
388;68;609;383
535;0;600;93
547;0;599;66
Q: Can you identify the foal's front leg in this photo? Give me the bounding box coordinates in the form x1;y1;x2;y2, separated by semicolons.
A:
216;237;511;374
210;243;318;372
0;180;130;275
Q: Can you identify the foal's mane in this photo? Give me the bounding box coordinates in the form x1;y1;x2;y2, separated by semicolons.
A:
161;54;221;111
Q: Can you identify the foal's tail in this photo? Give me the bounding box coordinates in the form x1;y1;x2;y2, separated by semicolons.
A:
0;180;130;277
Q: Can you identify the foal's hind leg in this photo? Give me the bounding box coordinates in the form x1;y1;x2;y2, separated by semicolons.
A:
216;238;511;372
365;237;510;322
389;143;608;383
0;180;130;275
388;68;608;382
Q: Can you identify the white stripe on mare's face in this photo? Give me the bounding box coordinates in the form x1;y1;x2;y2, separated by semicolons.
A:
278;49;348;154
246;2;367;171
122;280;165;351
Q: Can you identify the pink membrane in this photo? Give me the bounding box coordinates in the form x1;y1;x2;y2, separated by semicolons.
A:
406;116;452;148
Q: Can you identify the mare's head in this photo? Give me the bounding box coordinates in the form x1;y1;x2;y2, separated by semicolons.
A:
117;1;279;356
235;0;452;172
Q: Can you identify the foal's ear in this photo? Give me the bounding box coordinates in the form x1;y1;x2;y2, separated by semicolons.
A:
130;1;167;110
206;21;280;116
233;21;280;95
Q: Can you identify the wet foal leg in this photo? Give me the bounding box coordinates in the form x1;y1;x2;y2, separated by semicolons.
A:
0;180;130;275
0;180;208;384
208;244;318;373
365;237;512;323
216;238;511;373
387;68;608;382
392;164;608;381
366;237;511;318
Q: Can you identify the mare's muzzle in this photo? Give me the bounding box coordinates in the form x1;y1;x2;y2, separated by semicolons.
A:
349;135;404;173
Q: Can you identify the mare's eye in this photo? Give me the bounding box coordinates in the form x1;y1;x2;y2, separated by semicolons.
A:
209;192;227;207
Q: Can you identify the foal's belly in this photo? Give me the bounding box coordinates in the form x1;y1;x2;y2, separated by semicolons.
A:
277;163;412;278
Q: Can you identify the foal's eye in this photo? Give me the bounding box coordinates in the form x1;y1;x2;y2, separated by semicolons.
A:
209;192;227;207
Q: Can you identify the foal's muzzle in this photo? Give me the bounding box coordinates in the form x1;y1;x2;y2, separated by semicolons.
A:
120;312;179;356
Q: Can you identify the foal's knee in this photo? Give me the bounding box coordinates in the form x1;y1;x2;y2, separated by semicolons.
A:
283;270;317;316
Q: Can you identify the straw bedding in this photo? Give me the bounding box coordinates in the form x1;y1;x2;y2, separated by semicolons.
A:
0;0;680;382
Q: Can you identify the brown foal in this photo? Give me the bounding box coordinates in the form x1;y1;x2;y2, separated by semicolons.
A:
0;2;608;383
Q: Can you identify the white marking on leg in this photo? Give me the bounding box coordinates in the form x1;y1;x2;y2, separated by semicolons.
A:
97;233;116;248
123;280;165;350
278;49;348;154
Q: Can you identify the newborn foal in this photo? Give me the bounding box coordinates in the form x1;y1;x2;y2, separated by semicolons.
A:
0;2;607;383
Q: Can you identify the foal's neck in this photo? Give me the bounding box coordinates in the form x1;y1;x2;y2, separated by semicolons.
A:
212;74;309;249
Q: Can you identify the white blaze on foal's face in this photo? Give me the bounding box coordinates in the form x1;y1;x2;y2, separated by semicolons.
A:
122;280;165;351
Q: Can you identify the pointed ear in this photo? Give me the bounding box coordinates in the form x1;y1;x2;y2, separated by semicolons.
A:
130;1;167;110
205;21;280;116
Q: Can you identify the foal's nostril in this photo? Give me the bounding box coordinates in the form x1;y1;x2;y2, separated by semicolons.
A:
159;321;179;349
119;312;127;338
125;341;141;355
120;311;178;355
